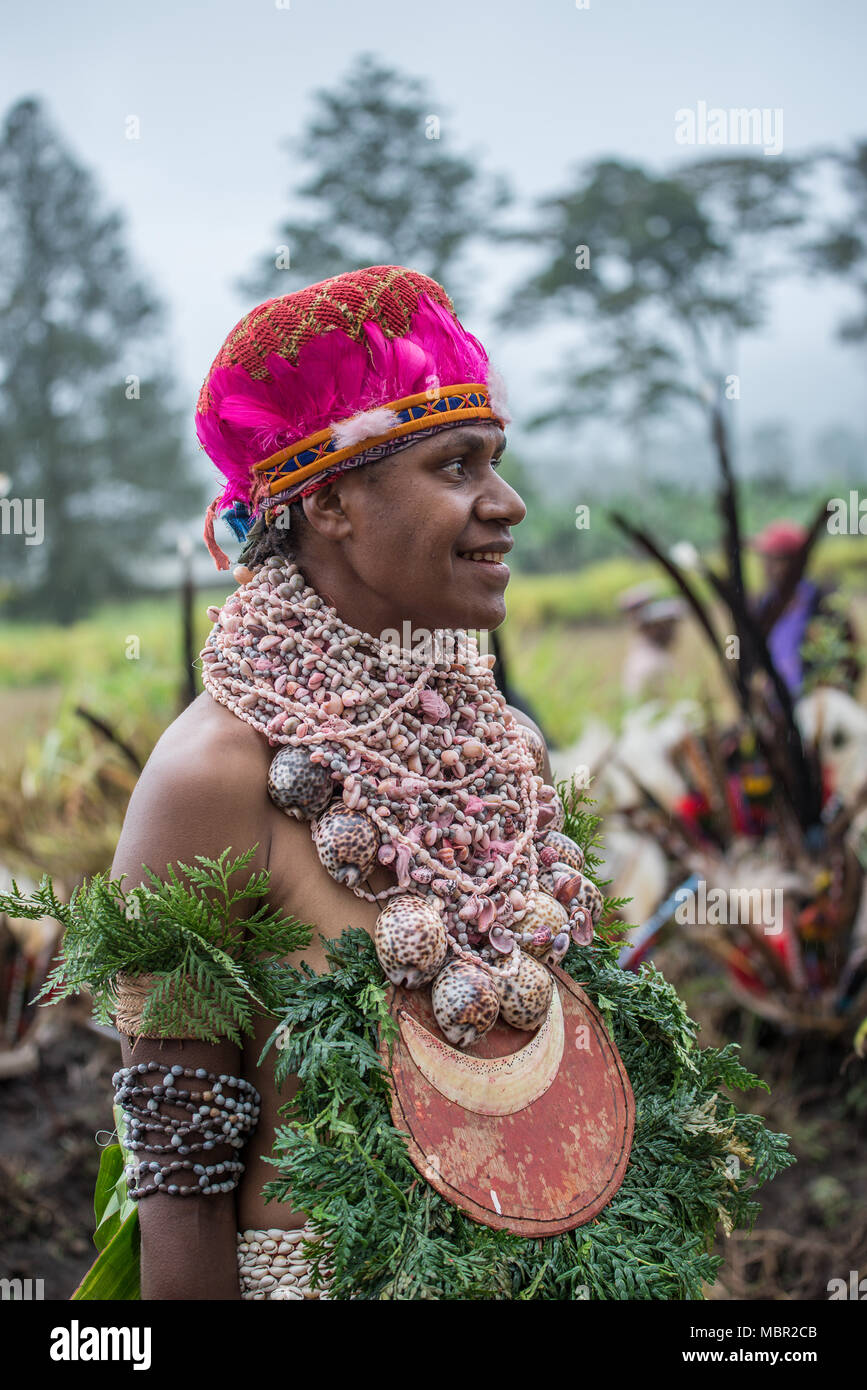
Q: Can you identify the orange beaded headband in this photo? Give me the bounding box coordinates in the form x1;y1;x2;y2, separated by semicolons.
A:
252;384;500;497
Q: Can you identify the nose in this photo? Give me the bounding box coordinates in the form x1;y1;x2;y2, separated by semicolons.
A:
475;469;526;528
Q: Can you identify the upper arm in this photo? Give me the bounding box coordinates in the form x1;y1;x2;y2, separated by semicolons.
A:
111;734;271;901
111;736;268;1298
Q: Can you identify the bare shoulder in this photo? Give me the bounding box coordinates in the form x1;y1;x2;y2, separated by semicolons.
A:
505;703;553;783
111;692;273;892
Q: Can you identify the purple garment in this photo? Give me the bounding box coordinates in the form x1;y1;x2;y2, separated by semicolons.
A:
766;580;819;697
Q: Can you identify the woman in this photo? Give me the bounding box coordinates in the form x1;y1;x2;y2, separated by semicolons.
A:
111;265;551;1299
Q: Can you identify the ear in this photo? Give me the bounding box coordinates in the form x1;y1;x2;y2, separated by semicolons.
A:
300;480;353;541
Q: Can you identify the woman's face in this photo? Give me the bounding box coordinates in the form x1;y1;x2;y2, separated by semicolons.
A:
299;422;526;637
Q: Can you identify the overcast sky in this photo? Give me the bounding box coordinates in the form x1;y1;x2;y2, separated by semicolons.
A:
3;0;865;496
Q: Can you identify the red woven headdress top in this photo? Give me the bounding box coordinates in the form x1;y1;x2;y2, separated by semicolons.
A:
198;266;455;412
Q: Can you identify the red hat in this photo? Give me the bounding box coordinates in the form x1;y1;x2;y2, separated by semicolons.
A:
751;520;808;556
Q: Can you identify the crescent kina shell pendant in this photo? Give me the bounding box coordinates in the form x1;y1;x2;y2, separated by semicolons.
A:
382;965;635;1236
397;983;565;1117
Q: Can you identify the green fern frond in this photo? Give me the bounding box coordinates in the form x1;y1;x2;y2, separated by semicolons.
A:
0;846;313;1043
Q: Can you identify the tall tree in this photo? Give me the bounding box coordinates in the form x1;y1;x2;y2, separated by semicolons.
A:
0;98;203;624
241;53;510;305
505;155;813;623
502;155;810;433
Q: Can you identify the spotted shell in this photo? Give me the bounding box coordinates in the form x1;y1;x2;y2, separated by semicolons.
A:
267;746;333;820
374;895;447;989
313;805;379;887
517;891;568;958
540;830;585;874
571;874;604;926
536;789;565;833
496;950;553;1031
431;958;500;1048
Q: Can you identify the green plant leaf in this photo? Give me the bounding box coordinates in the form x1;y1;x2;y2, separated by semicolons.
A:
72;1208;141;1301
93;1143;138;1253
93;1144;123;1214
0;847;315;1042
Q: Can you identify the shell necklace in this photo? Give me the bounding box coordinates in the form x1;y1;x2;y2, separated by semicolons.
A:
200;555;601;1047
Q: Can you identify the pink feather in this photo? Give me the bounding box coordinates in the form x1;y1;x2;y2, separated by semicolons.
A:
197;293;500;511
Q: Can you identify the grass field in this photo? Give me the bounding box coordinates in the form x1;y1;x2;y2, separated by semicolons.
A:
1;549;865;752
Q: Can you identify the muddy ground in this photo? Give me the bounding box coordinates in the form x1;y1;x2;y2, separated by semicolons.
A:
0;1016;119;1300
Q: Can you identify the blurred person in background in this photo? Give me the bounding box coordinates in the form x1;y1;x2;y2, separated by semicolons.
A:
620;588;686;701
752;520;861;699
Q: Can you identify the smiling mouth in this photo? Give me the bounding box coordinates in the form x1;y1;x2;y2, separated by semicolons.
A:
456;550;510;567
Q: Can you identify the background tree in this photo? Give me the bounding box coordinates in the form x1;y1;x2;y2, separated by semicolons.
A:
806;140;867;344
241;53;510;305
502;155;810;435
746;421;797;490
0;98;203;624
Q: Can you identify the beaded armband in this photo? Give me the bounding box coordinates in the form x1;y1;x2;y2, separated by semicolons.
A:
113;1062;261;1199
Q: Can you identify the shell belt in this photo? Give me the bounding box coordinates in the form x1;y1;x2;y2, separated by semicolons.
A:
237;1225;330;1301
200;556;602;1047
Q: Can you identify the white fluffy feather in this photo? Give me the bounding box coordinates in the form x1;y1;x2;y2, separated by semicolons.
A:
487;363;512;425
330;407;401;450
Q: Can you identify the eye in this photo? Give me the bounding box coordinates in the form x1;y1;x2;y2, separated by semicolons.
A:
441;452;503;476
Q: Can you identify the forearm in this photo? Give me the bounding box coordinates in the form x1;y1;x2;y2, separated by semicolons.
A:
119;1033;249;1301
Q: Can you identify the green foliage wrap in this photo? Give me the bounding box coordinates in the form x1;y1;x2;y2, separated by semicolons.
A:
260;789;794;1300
2;846;312;1044
261;930;793;1300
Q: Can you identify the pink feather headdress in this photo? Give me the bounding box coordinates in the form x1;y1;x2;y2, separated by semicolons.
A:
197;265;509;569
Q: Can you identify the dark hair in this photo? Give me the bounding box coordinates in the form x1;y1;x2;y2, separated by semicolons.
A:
237;452;401;569
237;502;307;569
